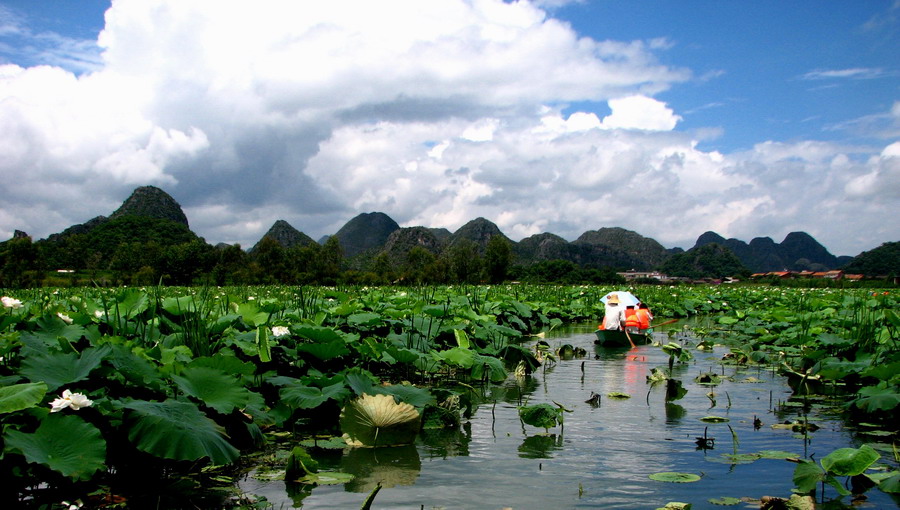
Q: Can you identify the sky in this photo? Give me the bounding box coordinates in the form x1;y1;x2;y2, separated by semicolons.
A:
0;0;898;257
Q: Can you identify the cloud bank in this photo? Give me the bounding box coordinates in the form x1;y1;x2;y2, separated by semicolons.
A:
0;0;897;256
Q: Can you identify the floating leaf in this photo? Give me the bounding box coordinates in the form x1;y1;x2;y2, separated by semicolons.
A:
606;392;631;399
649;472;701;483
708;496;741;505
299;437;349;450
4;413;106;480
757;450;798;460
700;416;729;423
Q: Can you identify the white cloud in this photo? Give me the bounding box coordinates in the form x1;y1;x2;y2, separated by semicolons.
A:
0;0;895;259
601;95;681;131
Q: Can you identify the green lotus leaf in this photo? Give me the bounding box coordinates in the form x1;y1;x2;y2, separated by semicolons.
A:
700;416;729;423
0;382;48;414
379;384;435;409
280;381;350;410
293;325;345;343
172;366;253;415
471;354;507;383
4;413;106;480
297;339;349;360
821;444;880;476
124;399;239;465
256;326;272;363
299;437;349;450
296;471;355;485
188;354;256;376
757;450;799;459
649;472;701;483
434;347;476;368
518;403;561;430
106;344;163;389
20;345;111;392
348;312;384;327
792;459;825;493
854;382;900;412
708;496;741;505
868;471;900;493
340;394;421;447
607;392;631;399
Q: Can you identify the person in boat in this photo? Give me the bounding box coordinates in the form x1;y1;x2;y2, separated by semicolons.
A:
600;293;626;330
624;305;640;333
636;302;653;334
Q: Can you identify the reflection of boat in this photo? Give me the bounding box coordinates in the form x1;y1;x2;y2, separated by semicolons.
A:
594;329;650;347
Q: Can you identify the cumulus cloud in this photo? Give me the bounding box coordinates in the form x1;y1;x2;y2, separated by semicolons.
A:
0;0;896;257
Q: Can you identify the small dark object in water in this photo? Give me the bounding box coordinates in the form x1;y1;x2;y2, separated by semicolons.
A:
585;392;601;406
695;426;715;450
753;415;763;429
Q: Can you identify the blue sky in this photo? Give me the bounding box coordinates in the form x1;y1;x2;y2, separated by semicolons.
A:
0;0;898;257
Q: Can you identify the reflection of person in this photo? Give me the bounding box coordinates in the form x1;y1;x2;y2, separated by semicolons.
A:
636;303;653;333
601;294;625;330
624;305;639;333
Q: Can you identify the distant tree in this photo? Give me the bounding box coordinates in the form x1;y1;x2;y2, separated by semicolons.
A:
317;236;344;284
842;241;900;276
161;240;214;285
402;246;437;284
0;236;41;288
212;244;249;285
449;239;482;283
484;236;513;283
660;243;748;279
253;236;288;283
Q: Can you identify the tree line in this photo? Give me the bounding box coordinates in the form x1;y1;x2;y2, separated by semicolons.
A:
0;233;626;288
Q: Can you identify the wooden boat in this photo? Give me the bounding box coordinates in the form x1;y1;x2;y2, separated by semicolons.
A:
594;329;650;347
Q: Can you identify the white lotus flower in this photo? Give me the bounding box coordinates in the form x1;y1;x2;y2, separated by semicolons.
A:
57;312;73;324
2;296;23;309
93;310;104;319
271;326;290;337
50;389;93;412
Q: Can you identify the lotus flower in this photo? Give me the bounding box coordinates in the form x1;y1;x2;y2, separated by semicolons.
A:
57;312;73;324
271;326;290;337
50;389;93;412
2;296;23;309
340;393;420;447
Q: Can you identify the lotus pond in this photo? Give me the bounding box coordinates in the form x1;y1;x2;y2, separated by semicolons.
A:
0;285;897;509
240;320;900;509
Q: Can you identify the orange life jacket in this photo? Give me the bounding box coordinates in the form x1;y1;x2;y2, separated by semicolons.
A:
624;308;639;328
636;308;651;329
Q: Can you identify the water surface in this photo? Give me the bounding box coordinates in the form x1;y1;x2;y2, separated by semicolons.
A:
241;323;899;509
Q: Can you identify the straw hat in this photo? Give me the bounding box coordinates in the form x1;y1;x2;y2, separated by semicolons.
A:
607;293;619;304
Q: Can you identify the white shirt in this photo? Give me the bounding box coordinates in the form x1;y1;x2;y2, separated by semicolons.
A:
602;304;625;330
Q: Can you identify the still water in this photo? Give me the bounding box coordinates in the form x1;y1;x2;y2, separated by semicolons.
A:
241;323;899;509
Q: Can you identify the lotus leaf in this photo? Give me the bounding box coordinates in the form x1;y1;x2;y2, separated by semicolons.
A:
340;393;421;447
4;413;106;480
518;403;562;430
124;399;240;465
20;345;111;392
0;382;47;414
700;416;729;423
821;444;880;476
607;392;631;399
708;496;741;505
280;381;350;410
172;366;253;414
297;339;350;360
648;472;701;483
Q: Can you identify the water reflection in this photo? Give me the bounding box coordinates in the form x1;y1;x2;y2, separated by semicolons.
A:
518;433;563;459
340;445;421;493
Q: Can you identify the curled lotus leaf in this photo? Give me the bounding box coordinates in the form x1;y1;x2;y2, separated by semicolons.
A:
340;394;421;447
